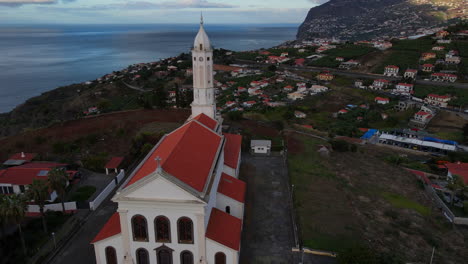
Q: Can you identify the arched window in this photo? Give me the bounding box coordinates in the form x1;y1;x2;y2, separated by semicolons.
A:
199;44;203;50
215;252;226;264
155;216;171;242
225;206;231;214
207;57;210;61
180;251;194;264
136;248;149;264
105;246;117;264
177;217;193;243
132;215;148;241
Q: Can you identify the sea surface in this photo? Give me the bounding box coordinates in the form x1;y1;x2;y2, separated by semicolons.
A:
0;24;298;113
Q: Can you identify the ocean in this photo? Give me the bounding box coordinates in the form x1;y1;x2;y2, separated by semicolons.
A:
0;24;298;113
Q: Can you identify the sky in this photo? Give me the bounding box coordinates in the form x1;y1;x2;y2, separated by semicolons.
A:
0;0;329;24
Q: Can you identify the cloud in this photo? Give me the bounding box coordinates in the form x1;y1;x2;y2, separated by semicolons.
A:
0;0;76;7
109;0;238;10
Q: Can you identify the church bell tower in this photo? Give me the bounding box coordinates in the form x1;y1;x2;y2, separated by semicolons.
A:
191;15;216;119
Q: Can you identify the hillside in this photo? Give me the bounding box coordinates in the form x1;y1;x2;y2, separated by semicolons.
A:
297;0;467;41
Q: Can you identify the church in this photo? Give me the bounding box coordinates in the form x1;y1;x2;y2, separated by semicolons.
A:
91;18;245;264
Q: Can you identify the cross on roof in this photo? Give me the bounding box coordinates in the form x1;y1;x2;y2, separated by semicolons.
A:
155;156;162;173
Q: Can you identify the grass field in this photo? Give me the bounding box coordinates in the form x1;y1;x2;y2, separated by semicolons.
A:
286;132;468;262
324;44;377;59
373;50;420;74
382;192;431;216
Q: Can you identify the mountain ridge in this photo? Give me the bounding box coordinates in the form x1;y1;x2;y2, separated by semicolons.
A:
297;0;467;41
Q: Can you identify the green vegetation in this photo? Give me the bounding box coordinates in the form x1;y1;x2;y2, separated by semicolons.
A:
324;44;377;59
392;38;434;52
71;185;96;202
308;56;341;68
373;50;420;74
413;85;468;107
382;192;431;216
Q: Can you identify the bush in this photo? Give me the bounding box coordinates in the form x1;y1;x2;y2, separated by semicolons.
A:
82;153;108;172
71;185;96;202
330;140;356;152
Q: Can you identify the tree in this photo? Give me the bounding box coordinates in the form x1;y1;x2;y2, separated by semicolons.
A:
48;168;69;212
2;194;28;256
447;175;467;206
26;179;50;233
0;194;7;241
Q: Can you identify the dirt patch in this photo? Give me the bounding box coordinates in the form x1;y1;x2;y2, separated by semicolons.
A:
428;111;467;133
238;119;280;138
0;109;190;162
287;133;468;263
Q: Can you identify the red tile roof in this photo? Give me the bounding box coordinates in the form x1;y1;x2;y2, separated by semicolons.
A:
217;173;246;203
223;133;242;169
375;97;389;101
0;162;67;185
105;157;124;169
91;213;121;243
7;153;37;162
427;94;450;99
206;208;242;251
193;113;218;130
416;111;431;116
444;163;468;185
125;121;222;192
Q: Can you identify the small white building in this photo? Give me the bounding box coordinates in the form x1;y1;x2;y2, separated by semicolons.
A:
404;69;417;79
395;83;414;95
250;140;272;155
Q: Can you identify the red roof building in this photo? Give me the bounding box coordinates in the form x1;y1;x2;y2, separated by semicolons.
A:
206;208;242;251
193;113;218;131
444;162;468;185
223;133;242;174
3;152;37;166
91;213;121;243
217;173;246;203
125;120;222;192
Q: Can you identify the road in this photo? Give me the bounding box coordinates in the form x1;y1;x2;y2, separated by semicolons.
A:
234;59;468;89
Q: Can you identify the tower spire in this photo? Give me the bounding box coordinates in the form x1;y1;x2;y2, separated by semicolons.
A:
200;12;204;25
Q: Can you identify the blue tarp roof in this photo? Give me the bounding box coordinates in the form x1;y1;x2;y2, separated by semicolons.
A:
361;129;378;140
423;137;458;146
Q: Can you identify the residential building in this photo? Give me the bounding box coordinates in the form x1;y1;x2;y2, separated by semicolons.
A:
375;97;390;105
404;69;417;79
371;79;390;90
422;64;435;72
384;65;399;77
431;73;457;83
395;83;414;95
421;53;436;61
317;73;334;81
424;94;451;107
288;92;305;101
294;111;307;118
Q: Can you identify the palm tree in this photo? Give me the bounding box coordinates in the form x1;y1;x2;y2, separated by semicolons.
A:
0;194;7;241
26;179;50;233
47;168;69;212
3;194;28;256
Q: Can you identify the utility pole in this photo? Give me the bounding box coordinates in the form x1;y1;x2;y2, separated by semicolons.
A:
430;247;435;264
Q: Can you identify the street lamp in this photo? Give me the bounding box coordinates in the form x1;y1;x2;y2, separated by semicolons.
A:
52;232;56;248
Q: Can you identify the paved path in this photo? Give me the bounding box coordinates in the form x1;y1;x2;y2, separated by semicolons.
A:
49;202;117;264
239;154;295;264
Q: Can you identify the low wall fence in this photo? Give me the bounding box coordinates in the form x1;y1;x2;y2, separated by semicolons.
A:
89;169;125;211
408;168;468;225
27;202;77;214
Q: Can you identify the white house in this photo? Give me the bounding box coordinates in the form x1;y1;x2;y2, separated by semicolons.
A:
92;18;245;264
404;69;417;79
250;140;271;155
375;97;390;105
384;65;399;77
395;83;414;95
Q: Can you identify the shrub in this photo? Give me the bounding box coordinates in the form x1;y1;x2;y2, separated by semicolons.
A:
330;140;356;152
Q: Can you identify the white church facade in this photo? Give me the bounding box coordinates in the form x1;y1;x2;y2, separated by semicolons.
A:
92;18;245;264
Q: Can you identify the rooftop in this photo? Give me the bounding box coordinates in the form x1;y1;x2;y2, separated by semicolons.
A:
206;208;242;251
217;173;246;203
91;213;121;243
